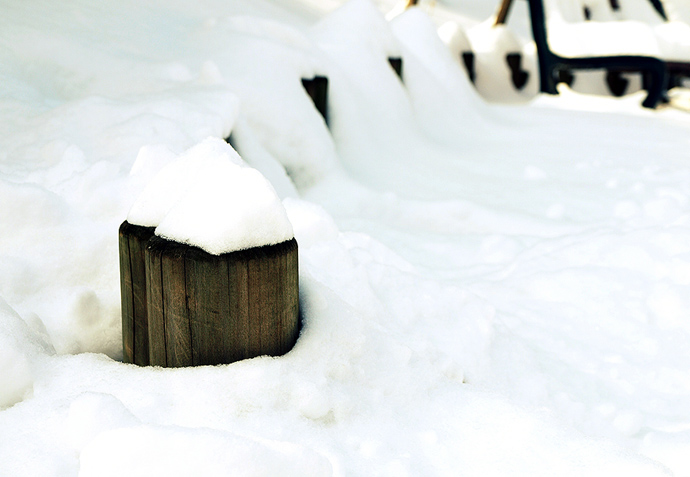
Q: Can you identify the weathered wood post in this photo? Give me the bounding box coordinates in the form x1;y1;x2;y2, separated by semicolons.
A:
491;0;529;91
119;137;299;367
302;76;329;125
118;221;154;364
462;52;476;84
388;57;403;81
146;236;298;367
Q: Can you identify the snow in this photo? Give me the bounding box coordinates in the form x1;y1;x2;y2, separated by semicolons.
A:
79;425;333;477
128;136;293;254
0;297;54;409
155;160;294;254
3;0;690;475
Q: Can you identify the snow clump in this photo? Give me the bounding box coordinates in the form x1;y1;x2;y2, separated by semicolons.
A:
128;136;294;254
0;298;53;409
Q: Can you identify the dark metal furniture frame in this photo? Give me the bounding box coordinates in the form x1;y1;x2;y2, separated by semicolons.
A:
524;0;668;108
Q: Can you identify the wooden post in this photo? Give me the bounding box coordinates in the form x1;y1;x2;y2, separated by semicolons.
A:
144;236;299;367
388;57;403;81
583;6;592;20
118;221;155;365
649;0;667;20
506;53;529;90
301;76;329;126
462;52;476;84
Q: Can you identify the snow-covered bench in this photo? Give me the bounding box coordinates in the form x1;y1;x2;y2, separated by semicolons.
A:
587;0;690;89
526;0;673;107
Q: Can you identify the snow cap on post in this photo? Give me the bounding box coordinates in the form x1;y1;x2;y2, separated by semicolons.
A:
127;137;244;228
155;160;294;255
127;136;294;255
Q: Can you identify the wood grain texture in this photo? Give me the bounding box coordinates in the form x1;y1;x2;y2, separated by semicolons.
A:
261;244;282;357
129;231;150;366
119;221;154;365
244;239;299;359
145;236;167;367
228;250;250;361
282;239;300;355
246;248;267;359
141;237;299;367
301;76;329;126
118;222;134;363
161;240;193;367
186;247;232;366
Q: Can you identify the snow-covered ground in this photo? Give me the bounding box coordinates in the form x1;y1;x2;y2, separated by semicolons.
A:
2;0;690;475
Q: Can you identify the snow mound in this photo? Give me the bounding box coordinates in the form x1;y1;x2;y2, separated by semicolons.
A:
311;0;400;58
0;298;53;409
79;425;333;477
67;392;140;452
155;160;294;254
128;136;293;254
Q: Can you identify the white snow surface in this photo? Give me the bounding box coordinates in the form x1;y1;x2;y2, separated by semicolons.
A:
2;0;690;475
156;159;294;254
127;137;244;228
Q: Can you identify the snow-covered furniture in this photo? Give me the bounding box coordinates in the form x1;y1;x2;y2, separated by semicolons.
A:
119;221;155;365
438;17;532;98
599;0;690;88
467;22;532;92
527;0;669;107
437;22;478;84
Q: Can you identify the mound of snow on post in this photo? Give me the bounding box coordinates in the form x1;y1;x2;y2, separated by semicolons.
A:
129;136;293;254
0;299;53;409
127;137;244;228
156;162;294;254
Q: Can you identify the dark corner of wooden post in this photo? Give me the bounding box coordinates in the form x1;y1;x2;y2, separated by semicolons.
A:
388;57;403;81
301;76;329;126
462;52;476;84
225;133;238;151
